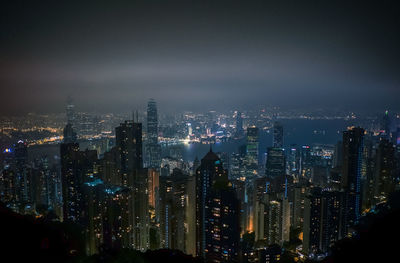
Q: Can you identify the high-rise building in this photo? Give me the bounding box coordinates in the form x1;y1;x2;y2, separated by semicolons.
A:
82;178;105;255
115;120;143;187
103;185;133;250
196;149;227;258
235;111;244;138
146;99;161;169
195;149;240;262
246;127;259;178
303;188;344;255
204;181;240;263
115;120;149;250
272;122;283;148
287;145;300;179
341;127;364;233
61;139;98;224
265;147;285;193
159;168;188;251
373;139;396;201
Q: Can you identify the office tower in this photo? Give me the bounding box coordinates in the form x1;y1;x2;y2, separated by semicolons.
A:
66;97;75;126
159;169;188;251
235;111;244;138
265;147;285;192
300;145;312;179
373;139;396;201
272;122;283;148
246;127;259;178
287;145;300;179
341;127;364;233
195;149;240;262
146;99;161;169
303;188;344;255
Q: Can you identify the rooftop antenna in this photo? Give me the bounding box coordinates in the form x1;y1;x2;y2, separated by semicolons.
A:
136;110;139;123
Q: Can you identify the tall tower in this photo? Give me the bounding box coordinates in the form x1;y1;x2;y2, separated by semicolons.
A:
273;121;283;148
235;111;244;138
341;127;364;233
246;127;259;178
195;149;240;262
66;96;75;126
115;120;143;187
115;120;149;250
146;99;161;169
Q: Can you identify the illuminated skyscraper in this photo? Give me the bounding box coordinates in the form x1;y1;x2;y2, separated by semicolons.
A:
115;120;149;250
195;149;240;262
246;127;259;178
196;149;226;258
159;169;188;251
341;127;364;233
265;147;285;192
115;120;143;187
146;99;161;169
373;138;396;201
303;188;344;255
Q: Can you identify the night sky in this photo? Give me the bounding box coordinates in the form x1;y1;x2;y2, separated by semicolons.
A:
1;1;399;114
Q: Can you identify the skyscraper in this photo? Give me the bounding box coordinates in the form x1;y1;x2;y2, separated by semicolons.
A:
272;122;283;148
195;149;240;262
246;127;259;178
235;111;244;138
265;147;286;193
159;168;188;251
115;120;143;187
341;127;364;233
303;188;344;255
146;99;161;169
373;138;396;201
115;120;149;250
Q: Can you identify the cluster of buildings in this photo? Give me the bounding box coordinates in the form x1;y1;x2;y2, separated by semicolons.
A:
1;101;399;262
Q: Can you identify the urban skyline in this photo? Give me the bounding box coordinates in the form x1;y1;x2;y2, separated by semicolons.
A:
1;1;400;263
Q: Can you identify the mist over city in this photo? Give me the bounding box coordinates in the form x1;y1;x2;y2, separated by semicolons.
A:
1;1;400;263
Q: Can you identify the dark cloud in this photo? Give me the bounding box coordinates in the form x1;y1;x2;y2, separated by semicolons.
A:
0;0;399;114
